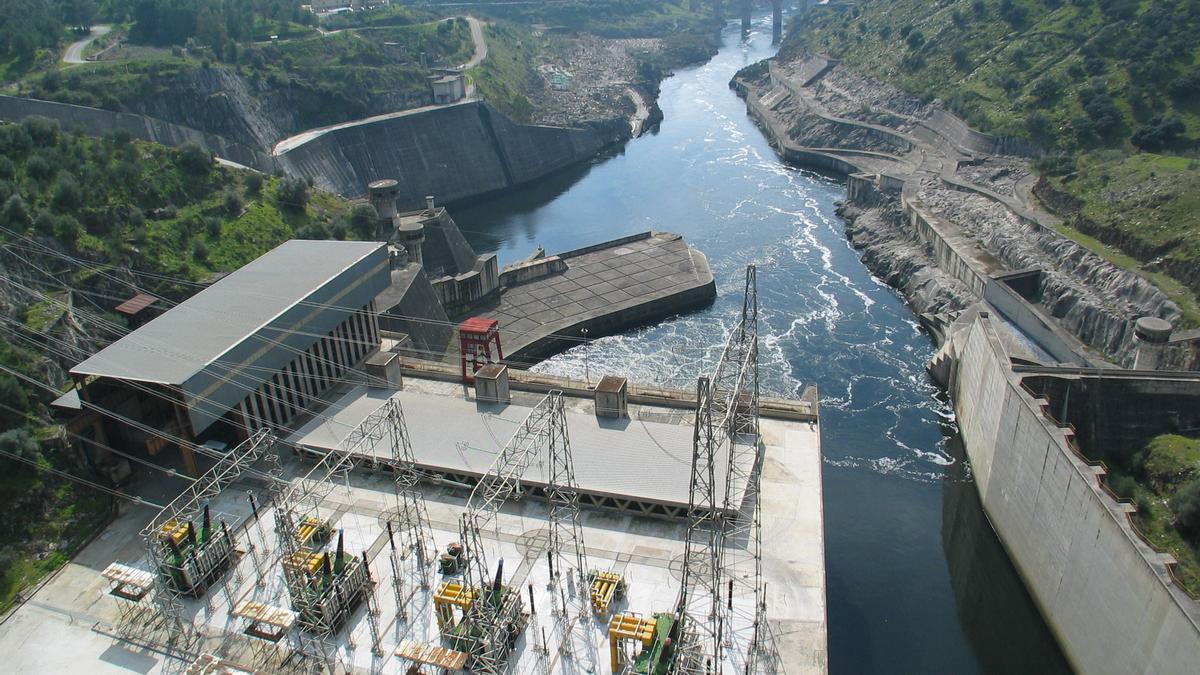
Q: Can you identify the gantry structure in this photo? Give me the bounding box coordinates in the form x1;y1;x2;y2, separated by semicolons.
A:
442;390;589;674
671;265;770;674
138;428;278;643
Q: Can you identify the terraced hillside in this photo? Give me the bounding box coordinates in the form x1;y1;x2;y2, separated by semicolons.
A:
786;0;1200;315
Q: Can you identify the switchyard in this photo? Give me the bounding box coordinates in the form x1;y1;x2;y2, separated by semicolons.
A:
3;267;827;674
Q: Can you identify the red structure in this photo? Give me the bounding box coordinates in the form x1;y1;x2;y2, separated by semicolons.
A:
458;317;503;383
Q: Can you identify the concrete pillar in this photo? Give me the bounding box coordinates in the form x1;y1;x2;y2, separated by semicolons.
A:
368;179;400;241
741;0;752;32
713;0;723;20
772;0;783;43
1133;316;1173;371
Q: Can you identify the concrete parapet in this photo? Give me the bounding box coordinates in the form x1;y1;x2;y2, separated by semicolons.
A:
498;255;568;287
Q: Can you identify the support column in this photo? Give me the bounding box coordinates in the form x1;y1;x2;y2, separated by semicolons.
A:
173;402;199;477
772;0;783;43
741;0;752;32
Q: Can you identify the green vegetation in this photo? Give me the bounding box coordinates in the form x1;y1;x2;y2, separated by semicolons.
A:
430;0;716;38
25;17;474;130
469;22;541;122
1107;435;1200;594
785;0;1200;313
0;117;357;610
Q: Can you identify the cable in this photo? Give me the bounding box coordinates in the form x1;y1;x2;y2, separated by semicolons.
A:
0;445;165;509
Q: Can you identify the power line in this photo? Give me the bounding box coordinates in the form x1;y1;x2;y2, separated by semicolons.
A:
0;444;165;509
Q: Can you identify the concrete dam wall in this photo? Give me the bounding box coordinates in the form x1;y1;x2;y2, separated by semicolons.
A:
949;314;1200;674
277;101;627;204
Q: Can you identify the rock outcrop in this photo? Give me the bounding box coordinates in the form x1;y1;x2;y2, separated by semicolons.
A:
734;53;1182;366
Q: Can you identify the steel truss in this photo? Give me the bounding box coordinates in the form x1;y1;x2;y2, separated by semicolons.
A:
673;265;767;674
375;397;435;613
139;428;277;642
267;409;385;668
456;390;581;675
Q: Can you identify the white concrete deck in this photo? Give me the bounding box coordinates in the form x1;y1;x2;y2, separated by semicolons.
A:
0;382;826;673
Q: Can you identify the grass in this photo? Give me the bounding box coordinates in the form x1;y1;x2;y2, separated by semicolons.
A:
469;22;541;122
1107;435;1200;595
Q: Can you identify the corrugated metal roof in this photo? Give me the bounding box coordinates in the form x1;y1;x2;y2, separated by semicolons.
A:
113;293;158;315
71;240;386;386
287;386;743;509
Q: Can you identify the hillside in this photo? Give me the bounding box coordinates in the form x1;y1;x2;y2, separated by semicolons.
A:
784;0;1200;313
0;117;357;611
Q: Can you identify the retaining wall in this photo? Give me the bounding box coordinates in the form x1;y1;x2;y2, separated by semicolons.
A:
0;95;277;173
950;315;1200;674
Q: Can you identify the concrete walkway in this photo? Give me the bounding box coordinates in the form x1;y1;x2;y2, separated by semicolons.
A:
62;25;111;64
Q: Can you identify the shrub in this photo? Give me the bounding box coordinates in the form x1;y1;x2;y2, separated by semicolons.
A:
192;240;209;261
223;190;243;217
176;143;212;176
51;175;82;213
2;195;31;228
1131;116;1185;152
1108;474;1137;499
0;428;42;465
1172;479;1200;539
275;178;309;212
350;203;377;240
244;173;263;197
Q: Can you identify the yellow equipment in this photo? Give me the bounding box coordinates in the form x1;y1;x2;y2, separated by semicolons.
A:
589;570;626;615
608;613;657;673
433;579;478;630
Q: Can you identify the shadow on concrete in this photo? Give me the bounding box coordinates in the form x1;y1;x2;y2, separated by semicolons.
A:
98;642;159;673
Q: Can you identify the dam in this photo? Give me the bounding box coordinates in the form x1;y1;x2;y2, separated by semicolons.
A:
451;12;1070;672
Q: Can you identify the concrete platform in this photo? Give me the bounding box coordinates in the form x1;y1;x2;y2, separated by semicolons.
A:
475;232;716;364
286;381;741;518
0;378;826;674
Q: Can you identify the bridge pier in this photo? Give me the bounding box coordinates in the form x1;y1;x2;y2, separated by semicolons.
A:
742;0;752;32
772;0;783;43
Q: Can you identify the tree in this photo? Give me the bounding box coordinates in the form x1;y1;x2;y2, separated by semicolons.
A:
176;143;212;176
1131;117;1185;152
0;375;29;427
244;173;263;197
350;203;378;240
51;174;83;213
0;428;42;465
275;177;309;212
2;195;31;228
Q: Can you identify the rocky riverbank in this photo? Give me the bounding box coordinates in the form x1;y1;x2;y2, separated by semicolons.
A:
733;54;1182;366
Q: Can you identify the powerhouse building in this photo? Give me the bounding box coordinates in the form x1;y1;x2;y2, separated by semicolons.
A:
67;240;390;475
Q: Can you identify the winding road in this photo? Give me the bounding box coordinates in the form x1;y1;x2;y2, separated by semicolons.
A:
457;17;488;70
273;16;489;156
62;25;111;64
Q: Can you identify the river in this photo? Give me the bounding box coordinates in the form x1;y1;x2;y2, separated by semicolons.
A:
455;14;1071;674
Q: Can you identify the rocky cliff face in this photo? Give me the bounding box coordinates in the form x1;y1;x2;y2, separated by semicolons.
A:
916;181;1179;363
839;202;975;319
118;65;435;150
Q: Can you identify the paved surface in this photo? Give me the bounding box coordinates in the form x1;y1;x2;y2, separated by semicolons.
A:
458;17;488;70
476;232;715;362
0;376;825;673
62;25;111;64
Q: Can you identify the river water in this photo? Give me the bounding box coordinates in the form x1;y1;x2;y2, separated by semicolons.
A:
456;15;1070;674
